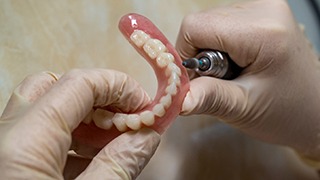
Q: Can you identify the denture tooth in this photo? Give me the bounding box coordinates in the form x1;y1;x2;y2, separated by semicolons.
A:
152;103;166;117
165;82;178;96
156;52;174;68
168;72;181;86
140;110;155;126
94;118;113;130
125;114;142;130
143;39;167;59
160;94;172;109
130;30;150;47
166;63;182;77
92;109;114;130
112;113;128;132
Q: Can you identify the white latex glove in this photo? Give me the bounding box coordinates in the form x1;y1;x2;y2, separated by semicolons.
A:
176;0;320;162
0;69;160;179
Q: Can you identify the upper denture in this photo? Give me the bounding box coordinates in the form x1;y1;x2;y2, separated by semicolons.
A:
72;13;190;149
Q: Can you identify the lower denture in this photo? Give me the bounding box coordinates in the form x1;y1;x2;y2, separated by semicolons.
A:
72;13;190;149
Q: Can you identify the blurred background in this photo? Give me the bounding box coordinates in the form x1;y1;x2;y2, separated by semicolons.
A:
1;0;319;179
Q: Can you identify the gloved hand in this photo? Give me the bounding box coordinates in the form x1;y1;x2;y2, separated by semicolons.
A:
0;69;160;179
176;0;320;161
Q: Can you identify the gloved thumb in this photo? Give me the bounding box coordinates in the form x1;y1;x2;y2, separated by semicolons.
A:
181;77;248;121
76;128;160;180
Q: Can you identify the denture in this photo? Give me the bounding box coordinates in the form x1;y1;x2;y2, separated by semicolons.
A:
72;13;190;149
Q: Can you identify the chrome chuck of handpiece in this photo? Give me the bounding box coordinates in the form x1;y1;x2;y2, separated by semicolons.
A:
182;50;242;80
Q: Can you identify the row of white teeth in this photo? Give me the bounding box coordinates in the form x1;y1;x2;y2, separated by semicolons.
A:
83;30;182;132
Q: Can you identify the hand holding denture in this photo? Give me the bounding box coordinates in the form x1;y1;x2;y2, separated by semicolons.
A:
177;0;320;161
0;70;160;179
0;12;191;179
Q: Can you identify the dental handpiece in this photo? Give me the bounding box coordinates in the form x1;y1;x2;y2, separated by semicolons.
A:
182;50;242;80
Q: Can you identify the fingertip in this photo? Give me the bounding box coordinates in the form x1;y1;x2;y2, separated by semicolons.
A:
130;128;161;147
180;77;247;118
16;71;58;103
180;78;206;115
114;72;152;113
180;91;196;115
76;128;160;179
1;72;58;118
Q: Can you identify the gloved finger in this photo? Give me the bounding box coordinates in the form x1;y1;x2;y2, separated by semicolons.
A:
31;69;150;132
76;128;160;180
180;76;248;122
175;0;290;68
1;71;59;119
0;69;151;178
175;10;252;67
175;19;199;60
186;68;199;80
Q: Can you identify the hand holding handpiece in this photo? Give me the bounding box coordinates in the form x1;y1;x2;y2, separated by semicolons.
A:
177;0;320;165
